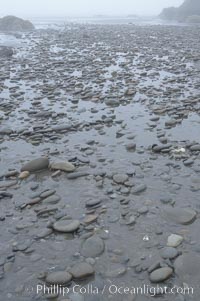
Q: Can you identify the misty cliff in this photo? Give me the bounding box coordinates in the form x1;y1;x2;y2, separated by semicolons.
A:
160;0;200;23
0;16;35;31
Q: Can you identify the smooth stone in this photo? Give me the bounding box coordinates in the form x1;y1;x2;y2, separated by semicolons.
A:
167;234;183;247
35;228;53;239
83;214;98;224
51;124;72;132
174;253;200;280
113;173;129;184
21;157;49;172
165;119;177;127
43;195;61;204
126;143;136;151
50;161;76;172
190;144;200;151
161;247;179;259
45;271;72;285
18;171;30;179
81;236;104;258
152;144;172;152
52;170;62;178
149;267;173;283
40;190;56;198
183;159;194;166
105;99;120;106
0;180;18;189
138;206;149;214
70;262;94;279
163;207;196;225
132;183;147;194
53;220;80;233
86;199;102;207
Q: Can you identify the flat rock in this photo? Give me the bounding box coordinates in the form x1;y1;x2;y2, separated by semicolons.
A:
53;219;80;233
67;171;90;179
35;228;53;239
86;199;102;207
81;236;104;258
70;262;94;279
21;157;49;172
163;207;196;225
149;267;173;283
40;190;56;199
0;180;18;189
45;271;72;285
83;214;98;224
50;161;76;172
51;124;72;132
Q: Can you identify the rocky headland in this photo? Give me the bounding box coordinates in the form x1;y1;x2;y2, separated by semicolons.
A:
0;15;34;31
160;0;200;23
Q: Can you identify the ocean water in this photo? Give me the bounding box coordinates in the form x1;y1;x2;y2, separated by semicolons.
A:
29;15;185;29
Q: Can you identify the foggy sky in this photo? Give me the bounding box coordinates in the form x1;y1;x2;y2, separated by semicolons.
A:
1;0;184;17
